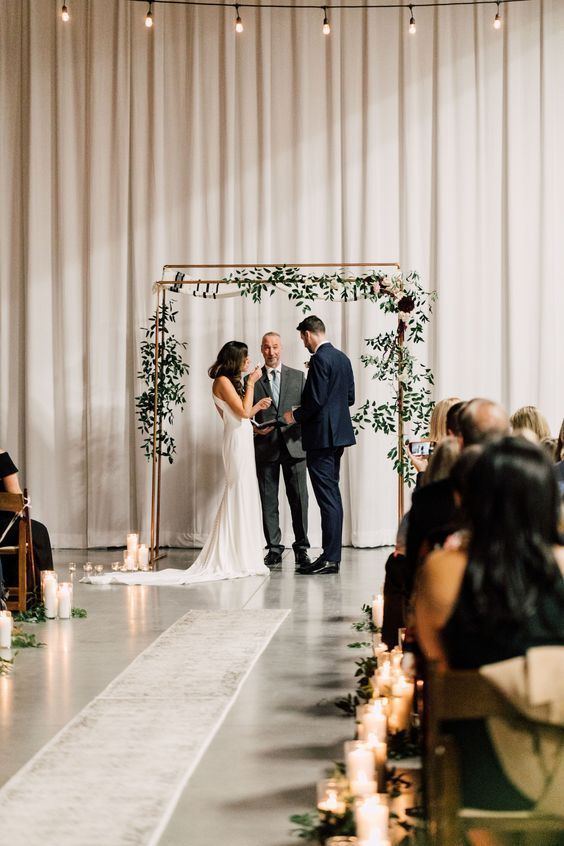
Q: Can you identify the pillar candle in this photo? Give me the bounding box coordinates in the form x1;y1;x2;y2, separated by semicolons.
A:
345;741;375;783
124;554;136;571
390;677;415;732
372;593;384;629
126;533;138;557
354;794;389;841
0;611;13;648
361;705;387;743
43;573;58;618
349;770;377;797
57;583;72;619
137;544;149;569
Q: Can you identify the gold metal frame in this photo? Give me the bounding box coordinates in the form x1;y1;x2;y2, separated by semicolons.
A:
149;262;404;565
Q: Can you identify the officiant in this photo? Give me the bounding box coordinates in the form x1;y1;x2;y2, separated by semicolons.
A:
247;333;311;570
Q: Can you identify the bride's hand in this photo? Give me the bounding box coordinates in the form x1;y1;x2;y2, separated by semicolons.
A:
248;365;262;384
256;397;272;411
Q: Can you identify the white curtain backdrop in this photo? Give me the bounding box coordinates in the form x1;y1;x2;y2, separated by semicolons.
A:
1;0;563;549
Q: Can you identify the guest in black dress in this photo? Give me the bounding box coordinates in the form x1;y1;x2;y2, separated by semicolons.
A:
0;450;54;595
415;437;564;811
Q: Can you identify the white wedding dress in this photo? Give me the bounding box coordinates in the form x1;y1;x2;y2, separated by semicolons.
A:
83;396;270;586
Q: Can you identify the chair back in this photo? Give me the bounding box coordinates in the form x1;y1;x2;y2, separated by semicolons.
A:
424;661;563;845
0;489;37;610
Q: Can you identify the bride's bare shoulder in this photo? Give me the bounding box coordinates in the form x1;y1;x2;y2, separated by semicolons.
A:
212;375;232;398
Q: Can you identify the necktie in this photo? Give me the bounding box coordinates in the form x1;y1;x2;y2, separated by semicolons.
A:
271;369;280;407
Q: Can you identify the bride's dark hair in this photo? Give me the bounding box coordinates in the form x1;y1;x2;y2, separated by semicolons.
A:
208;341;248;397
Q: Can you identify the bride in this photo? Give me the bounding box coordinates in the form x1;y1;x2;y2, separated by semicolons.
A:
84;341;272;585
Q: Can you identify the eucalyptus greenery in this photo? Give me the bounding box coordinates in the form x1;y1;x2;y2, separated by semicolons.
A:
136;299;190;462
139;268;435;481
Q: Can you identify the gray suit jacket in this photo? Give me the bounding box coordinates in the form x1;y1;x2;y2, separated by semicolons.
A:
249;364;306;462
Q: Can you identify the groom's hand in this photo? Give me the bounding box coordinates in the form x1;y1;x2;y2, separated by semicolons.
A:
283;410;295;425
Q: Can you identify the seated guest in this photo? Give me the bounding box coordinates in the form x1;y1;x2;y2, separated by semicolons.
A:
406;396;461;479
415;437;564;813
0;449;53;598
510;404;551;440
382;435;462;647
404;398;510;599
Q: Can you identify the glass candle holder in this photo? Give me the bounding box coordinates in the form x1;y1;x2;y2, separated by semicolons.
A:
354;794;389;843
68;562;76;574
41;571;59;618
111;561;121;572
316;778;347;816
82;562;93;575
94;564;104;575
57;582;73;619
0;610;13;648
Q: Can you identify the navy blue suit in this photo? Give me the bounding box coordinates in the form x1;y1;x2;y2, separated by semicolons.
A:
293;342;356;562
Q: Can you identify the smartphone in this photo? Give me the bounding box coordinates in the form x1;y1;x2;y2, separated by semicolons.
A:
408;440;435;456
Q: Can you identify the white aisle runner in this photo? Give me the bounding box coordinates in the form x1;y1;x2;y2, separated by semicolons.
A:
0;608;290;845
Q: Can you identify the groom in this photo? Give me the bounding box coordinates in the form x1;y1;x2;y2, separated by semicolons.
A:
283;316;356;575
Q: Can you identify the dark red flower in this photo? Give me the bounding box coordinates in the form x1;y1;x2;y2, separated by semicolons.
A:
397;295;415;313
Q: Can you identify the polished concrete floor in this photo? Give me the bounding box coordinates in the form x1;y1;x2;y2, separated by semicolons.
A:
1;546;392;845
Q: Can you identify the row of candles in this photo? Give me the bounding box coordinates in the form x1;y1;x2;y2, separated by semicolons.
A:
315;594;418;846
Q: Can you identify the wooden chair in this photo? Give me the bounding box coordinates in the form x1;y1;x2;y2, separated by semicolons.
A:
424;661;564;846
0;489;37;612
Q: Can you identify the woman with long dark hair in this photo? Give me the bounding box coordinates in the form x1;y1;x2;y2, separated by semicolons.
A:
85;341;272;585
416;437;564;815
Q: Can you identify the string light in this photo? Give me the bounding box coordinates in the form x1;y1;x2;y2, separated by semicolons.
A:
408;4;416;33
494;1;501;28
322;6;330;35
61;3;70;22
235;3;244;32
145;1;154;27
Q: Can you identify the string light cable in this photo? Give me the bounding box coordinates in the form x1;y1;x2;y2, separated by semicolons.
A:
126;0;530;14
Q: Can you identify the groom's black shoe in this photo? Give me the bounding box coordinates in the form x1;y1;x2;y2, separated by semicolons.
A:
264;550;283;568
297;555;340;575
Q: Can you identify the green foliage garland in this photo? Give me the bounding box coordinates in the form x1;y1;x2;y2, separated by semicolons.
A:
136;299;190;463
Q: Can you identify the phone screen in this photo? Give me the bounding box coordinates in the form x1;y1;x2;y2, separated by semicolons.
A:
409;441;433;456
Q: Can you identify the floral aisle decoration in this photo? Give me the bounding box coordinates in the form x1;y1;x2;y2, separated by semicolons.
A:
289;600;424;844
138;267;436;486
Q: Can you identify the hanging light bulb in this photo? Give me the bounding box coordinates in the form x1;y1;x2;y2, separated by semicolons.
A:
494;1;501;29
61;3;70;22
145;1;153;28
234;4;244;33
322;7;331;35
408;5;416;34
